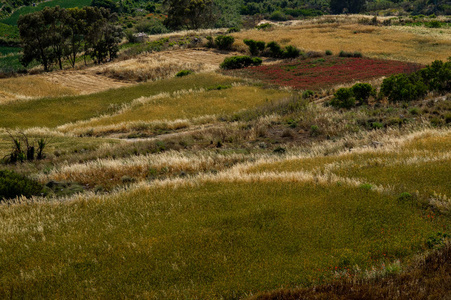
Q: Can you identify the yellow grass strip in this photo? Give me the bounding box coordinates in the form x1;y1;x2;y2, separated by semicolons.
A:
232;23;451;64
0;76;78;104
59;86;292;132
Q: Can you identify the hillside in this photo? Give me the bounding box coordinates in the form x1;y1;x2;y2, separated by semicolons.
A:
0;15;450;298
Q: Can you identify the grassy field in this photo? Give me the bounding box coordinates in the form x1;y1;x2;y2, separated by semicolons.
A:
0;129;449;298
0;0;93;25
0;17;449;298
232;22;451;64
228;56;419;90
63;86;291;131
0;73;242;128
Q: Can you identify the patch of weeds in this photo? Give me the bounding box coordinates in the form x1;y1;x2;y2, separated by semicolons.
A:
175;70;194;77
310;125;320;136
426;232;450;249
359;183;373;191
273;146;286;154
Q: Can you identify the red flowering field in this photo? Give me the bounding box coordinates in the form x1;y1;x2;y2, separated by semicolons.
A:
229;56;421;90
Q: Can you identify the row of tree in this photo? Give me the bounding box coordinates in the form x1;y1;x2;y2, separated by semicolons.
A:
18;6;123;71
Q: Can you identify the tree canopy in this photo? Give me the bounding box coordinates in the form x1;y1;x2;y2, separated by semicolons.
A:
18;6;122;71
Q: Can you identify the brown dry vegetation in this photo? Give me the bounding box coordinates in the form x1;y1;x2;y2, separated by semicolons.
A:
232;22;451;64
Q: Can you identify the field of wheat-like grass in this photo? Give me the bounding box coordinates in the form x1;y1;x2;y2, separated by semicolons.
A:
0;127;449;298
0;73;242;128
232;22;451;64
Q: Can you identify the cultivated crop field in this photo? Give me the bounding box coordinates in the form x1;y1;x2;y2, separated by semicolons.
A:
228;56;420;90
0;14;450;299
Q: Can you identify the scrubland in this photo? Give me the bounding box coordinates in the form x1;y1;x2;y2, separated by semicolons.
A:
0;15;450;299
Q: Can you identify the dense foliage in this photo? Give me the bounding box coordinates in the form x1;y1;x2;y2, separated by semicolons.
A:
381;59;451;102
0;169;43;201
220;55;262;69
18;6;122;71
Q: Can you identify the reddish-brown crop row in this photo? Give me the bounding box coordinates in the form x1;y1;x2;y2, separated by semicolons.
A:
229;57;422;90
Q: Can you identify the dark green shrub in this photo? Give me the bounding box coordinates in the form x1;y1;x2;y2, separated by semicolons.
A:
269;10;287;21
220;56;262;69
243;39;265;56
215;35;235;50
205;36;214;48
420;60;451;93
266;41;283;58
371;122;384;129
283;45;301;58
381;73;427;102
325;50;333;56
227;27;240;33
352;83;375;105
310;125;320;136
0;170;43;201
175;70;193;77
330;88;356;109
426;20;442;28
256;23;272;30
353;51;362;58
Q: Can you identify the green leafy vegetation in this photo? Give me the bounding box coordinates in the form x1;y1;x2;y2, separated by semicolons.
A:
220;55;262;69
0;169;43;200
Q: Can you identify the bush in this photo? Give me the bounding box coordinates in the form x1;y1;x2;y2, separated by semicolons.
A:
0;170;43;201
325;50;333;56
420;60;451;93
215;35;235;50
381;73;427;102
243;39;266;56
256;23;272;30
269;10;287;21
283;45;301;59
220;56;262;69
352;83;375;105
135;19;168;35
426;20;442;28
266;41;283;58
205;36;214;48
227;27;240;33
339;50;363;58
175;70;193;77
330;88;356;109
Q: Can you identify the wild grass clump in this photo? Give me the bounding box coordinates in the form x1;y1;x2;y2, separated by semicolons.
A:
0;180;446;298
0;169;43;201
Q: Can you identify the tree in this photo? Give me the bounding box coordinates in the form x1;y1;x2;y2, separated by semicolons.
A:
163;0;214;30
330;0;365;14
18;10;53;71
18;6;123;71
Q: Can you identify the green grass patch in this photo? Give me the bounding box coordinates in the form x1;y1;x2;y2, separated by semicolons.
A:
0;73;241;129
75;86;291;129
0;46;20;55
0;22;19;39
0;181;446;298
0;0;93;26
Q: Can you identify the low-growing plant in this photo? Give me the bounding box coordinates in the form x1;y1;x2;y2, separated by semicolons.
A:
220;56;262;69
352;83;375;105
325;50;333;56
175;70;194;77
256;23;272;30
215;35;235;50
339;50;363;58
330;88;356;109
243;39;266;56
267;41;284;58
227;27;240;33
310;125;320;136
283;45;301;59
0;169;43;201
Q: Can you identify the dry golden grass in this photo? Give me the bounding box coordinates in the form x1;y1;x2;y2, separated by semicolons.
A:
0;76;78;103
60;86;292;132
98;51;218;82
38;71;131;94
232;22;451;64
